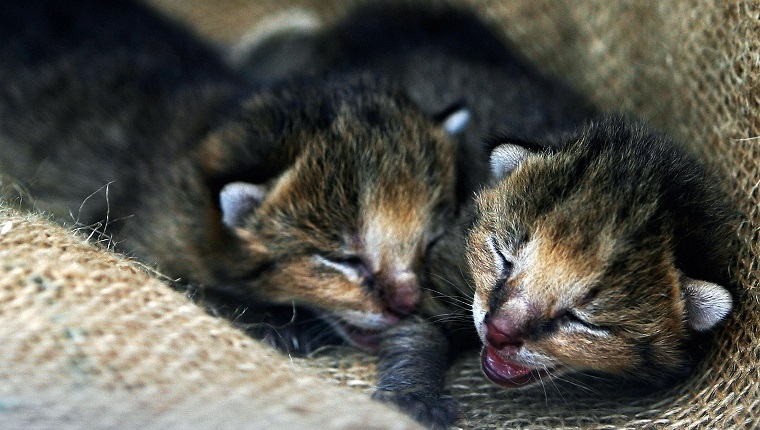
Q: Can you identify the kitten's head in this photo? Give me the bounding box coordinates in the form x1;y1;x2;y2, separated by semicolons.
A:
467;116;735;387
201;78;466;350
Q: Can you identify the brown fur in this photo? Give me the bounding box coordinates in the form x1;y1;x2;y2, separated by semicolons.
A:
466;116;736;386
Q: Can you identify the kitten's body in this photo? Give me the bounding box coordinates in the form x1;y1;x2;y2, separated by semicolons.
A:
0;0;244;226
0;0;460;368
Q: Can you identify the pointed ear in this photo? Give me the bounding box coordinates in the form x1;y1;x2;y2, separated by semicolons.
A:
442;107;471;136
219;182;268;228
433;102;471;136
682;277;733;331
489;143;532;181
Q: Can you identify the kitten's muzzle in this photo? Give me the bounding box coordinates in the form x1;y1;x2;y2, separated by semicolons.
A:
481;305;538;353
379;270;421;316
484;318;525;353
479;308;563;387
481;346;559;388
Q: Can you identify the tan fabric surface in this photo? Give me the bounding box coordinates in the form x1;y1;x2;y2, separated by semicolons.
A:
0;207;423;430
2;0;758;428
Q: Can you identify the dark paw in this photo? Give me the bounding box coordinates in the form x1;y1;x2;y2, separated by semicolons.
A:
372;389;460;430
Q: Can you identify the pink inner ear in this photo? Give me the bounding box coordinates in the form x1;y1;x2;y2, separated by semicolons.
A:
682;278;732;331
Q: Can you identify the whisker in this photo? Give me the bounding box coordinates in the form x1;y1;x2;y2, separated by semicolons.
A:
419;285;473;308
537;365;549;406
457;267;478;297
548;368;602;396
426;270;475;297
544;365;569;406
421;296;472;312
424;310;470;321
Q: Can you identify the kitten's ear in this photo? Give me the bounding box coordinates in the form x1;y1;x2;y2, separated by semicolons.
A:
489;143;533;181
434;102;471;136
682;277;733;331
219;182;268;228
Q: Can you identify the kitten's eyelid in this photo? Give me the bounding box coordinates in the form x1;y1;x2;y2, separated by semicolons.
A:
333;254;364;265
313;254;370;282
564;320;610;337
559;310;609;336
567;310;591;324
496;229;529;256
515;229;529;248
488;235;514;259
488;236;514;280
426;232;445;250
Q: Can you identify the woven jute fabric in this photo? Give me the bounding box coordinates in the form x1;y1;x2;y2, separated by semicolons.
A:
0;207;423;430
3;0;758;428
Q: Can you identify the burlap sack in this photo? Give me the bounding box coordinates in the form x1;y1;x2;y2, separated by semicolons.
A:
2;0;757;428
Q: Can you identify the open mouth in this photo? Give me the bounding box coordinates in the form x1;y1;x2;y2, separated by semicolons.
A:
481;346;560;388
327;318;386;351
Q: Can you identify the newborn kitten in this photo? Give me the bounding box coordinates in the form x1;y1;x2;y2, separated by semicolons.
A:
468;115;735;388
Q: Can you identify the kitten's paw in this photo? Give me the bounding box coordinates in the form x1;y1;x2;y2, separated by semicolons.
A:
371;389;460;430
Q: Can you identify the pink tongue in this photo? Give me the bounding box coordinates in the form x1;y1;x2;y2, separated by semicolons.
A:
481;347;535;387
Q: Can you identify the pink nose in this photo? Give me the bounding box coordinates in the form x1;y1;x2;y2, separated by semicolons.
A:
484;319;524;353
382;271;420;316
482;303;541;354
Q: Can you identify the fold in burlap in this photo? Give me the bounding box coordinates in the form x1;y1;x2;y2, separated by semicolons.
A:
2;0;758;428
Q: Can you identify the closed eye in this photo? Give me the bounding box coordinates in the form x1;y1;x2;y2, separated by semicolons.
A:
424;232;444;257
489;236;513;281
313;255;373;286
557;310;610;337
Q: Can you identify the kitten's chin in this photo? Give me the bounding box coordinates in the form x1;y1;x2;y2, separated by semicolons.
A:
481;346;563;388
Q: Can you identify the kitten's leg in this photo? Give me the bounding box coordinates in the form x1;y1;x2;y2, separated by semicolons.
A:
373;317;459;429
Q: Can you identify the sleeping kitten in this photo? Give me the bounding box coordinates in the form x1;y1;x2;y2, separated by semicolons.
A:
398;115;736;428
469;115;736;388
0;1;466;356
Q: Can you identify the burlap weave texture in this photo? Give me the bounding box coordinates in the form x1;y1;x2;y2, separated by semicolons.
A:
0;207;422;430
